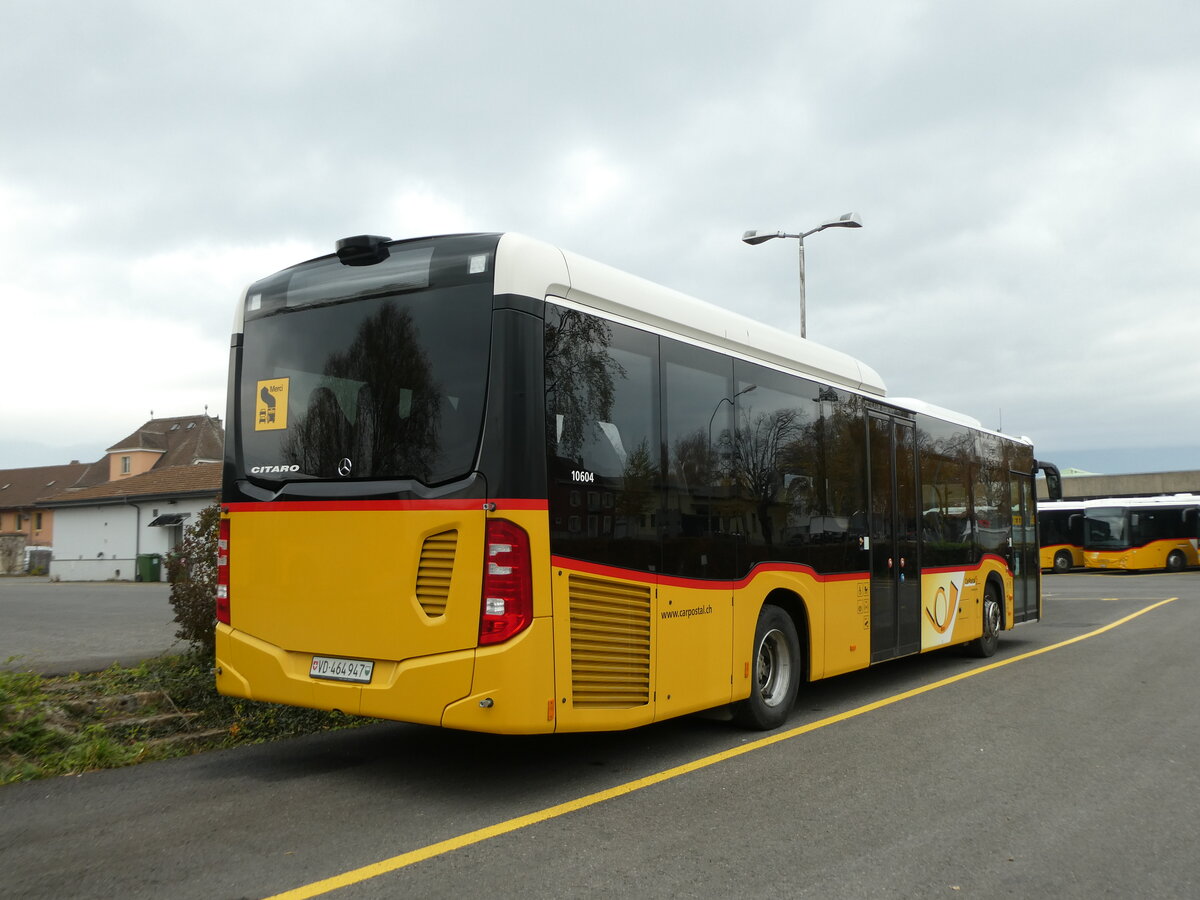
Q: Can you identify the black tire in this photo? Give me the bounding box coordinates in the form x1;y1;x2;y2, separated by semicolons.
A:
733;605;801;730
1166;550;1186;573
1053;551;1072;574
967;582;1001;658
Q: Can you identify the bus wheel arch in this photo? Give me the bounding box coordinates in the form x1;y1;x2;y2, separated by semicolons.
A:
732;591;805;730
967;575;1004;658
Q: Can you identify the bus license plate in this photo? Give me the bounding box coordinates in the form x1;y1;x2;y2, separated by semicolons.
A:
309;655;374;684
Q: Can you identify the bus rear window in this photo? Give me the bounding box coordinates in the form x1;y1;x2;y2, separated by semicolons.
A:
238;285;493;485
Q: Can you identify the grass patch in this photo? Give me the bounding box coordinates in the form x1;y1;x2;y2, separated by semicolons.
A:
1;654;369;785
0;668;139;784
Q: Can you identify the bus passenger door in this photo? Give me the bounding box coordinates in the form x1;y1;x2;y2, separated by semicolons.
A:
1010;473;1039;623
869;413;921;662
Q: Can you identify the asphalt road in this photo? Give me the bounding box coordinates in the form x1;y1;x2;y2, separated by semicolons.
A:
1;572;1197;899
0;577;183;674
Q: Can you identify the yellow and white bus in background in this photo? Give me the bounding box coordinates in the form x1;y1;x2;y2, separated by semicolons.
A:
1082;494;1200;572
1037;500;1085;573
215;232;1061;733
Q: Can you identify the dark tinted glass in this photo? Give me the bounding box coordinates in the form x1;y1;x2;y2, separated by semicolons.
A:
1085;508;1127;548
821;392;869;572
732;364;870;576
545;306;660;571
915;415;974;566
974;433;1011;557
1039;509;1082;546
1132;507;1193;544
238;284;492;485
662;341;735;579
244;234;498;319
732;361;821;571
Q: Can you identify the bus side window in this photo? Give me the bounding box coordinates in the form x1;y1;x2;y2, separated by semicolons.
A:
662;339;736;579
544;306;660;572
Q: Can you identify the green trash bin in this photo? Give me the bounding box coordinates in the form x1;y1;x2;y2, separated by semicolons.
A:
136;553;162;582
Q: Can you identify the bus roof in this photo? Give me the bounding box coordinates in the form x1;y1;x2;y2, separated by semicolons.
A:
237;231;1035;438
1081;494;1200;509
492;232;887;397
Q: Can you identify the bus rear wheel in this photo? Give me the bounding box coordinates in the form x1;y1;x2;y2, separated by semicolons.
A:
1166;550;1186;573
733;605;801;730
967;583;1001;658
1053;551;1072;574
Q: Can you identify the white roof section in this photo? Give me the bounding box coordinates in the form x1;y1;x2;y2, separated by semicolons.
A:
1082;494;1200;509
887;397;984;431
493;232;886;397
888;397;1034;446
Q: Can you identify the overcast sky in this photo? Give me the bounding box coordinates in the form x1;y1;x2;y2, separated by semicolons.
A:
2;1;1197;474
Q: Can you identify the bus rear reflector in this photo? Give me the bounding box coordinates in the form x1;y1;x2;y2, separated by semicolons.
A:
479;519;532;645
216;517;230;625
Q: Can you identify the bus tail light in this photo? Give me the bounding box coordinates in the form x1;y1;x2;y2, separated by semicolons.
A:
479;519;532;645
216;517;231;625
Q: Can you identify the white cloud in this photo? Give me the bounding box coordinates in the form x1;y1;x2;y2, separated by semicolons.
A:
555;149;630;223
380;186;476;239
2;1;1199;473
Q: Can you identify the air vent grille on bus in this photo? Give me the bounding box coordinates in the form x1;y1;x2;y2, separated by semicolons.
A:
416;530;458;617
567;574;651;708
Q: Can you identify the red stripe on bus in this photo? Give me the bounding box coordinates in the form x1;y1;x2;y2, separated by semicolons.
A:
550;556;870;590
552;556;1011;590
921;556;1012;576
223;498;549;513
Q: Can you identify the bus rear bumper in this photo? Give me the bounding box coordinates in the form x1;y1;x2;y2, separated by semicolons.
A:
215;618;557;733
440;619;556;734
215;624;474;727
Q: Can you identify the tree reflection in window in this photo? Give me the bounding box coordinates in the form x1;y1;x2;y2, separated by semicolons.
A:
616;438;658;526
916;418;975;565
281;303;441;480
545;306;660;570
729;407;806;548
729;366;868;572
544;308;625;462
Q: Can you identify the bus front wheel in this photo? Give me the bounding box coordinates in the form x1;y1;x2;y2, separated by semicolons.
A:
733;605;801;730
1166;550;1186;573
1053;551;1072;574
967;583;1001;658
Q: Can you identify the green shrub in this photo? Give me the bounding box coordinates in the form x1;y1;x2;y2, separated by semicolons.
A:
165;503;221;657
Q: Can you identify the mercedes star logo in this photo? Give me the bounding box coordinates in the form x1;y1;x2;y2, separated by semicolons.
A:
337;457;353;477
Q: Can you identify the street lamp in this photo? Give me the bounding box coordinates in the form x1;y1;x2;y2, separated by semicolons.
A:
742;212;862;339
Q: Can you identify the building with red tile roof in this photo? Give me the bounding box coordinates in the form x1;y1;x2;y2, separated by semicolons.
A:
0;462;91;547
20;414;225;581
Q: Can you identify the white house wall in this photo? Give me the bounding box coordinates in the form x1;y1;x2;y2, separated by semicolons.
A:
50;498;215;581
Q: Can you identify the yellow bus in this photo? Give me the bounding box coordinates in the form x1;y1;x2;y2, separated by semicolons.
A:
1037;500;1085;573
215;233;1062;733
1082;495;1200;572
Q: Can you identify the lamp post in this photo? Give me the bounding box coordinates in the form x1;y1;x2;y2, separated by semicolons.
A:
742;213;862;339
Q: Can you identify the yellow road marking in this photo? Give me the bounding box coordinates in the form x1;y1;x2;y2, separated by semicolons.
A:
266;597;1177;899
